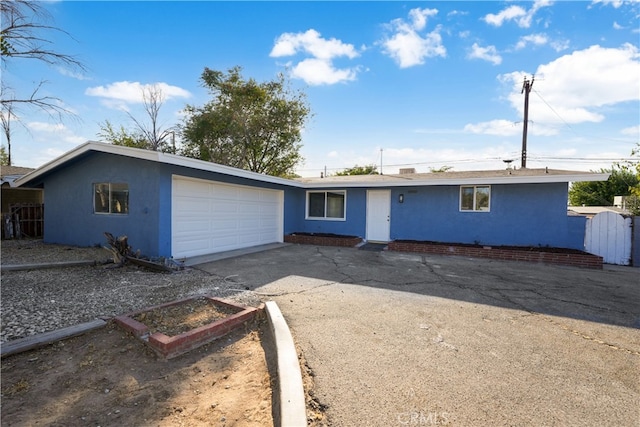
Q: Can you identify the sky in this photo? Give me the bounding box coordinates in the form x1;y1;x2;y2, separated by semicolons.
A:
3;0;640;177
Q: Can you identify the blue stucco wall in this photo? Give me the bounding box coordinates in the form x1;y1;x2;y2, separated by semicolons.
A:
41;153;164;256
38;149;586;256
285;182;583;249
285;188;367;237
389;182;584;249
39;152;295;257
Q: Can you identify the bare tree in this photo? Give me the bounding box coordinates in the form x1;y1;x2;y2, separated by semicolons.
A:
1;98;14;165
127;84;175;152
1;0;85;140
98;84;176;153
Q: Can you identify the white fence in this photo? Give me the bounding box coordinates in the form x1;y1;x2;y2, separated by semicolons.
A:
585;211;632;265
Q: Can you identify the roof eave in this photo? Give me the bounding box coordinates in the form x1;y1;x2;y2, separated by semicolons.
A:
300;173;611;188
156;152;304;187
14;141;610;189
15;141;305;188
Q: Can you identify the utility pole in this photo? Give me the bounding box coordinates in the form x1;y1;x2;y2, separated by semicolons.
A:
520;75;534;168
380;148;383;175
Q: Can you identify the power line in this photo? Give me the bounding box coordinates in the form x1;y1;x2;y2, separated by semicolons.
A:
532;89;576;135
297;155;636;173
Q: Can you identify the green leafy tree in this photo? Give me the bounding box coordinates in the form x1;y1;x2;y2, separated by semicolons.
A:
334;164;378;176
181;67;310;177
618;142;640;215
0;144;9;165
98;120;149;149
569;166;638;206
626;195;640;216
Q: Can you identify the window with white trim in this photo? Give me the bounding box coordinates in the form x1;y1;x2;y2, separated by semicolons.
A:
94;183;129;214
460;185;490;212
306;191;346;220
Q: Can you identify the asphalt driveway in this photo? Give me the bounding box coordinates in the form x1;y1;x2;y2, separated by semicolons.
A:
197;244;640;426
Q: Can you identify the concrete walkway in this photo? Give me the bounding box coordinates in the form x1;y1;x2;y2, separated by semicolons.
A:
197;245;640;426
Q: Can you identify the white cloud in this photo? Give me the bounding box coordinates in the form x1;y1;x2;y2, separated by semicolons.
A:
85;81;191;106
28;122;67;133
621;125;640;135
591;0;626;8
515;33;549;50
56;67;90;81
380;8;446;68
464;119;558;136
270;29;358;60
507;44;639;123
290;58;358;85
27;121;86;145
447;10;469;18
464;120;520;136
484;5;527;27
613;21;625;29
408;7;438;31
465;44;639;138
484;0;553;28
550;39;570;52
514;33;569;52
467;43;502;65
270;29;360;85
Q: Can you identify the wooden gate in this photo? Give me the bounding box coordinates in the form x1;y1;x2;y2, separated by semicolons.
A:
2;203;44;239
585;211;632;265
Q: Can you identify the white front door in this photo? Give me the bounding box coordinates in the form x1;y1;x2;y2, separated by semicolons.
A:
366;190;391;242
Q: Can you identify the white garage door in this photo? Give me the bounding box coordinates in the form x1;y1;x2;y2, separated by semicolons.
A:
172;176;283;258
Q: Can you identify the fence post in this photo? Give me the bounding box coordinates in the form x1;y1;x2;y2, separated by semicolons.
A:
3;214;14;239
633;216;640;268
13;213;21;239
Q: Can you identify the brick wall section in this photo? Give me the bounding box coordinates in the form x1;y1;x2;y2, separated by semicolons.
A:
114;297;260;359
284;234;362;247
148;307;258;359
388;241;603;269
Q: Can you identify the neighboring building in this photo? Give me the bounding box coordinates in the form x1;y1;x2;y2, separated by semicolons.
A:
1;165;44;239
568;206;629;218
16;141;609;260
1;166;42;212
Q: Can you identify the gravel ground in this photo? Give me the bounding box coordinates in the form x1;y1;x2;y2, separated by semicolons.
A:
0;239;262;343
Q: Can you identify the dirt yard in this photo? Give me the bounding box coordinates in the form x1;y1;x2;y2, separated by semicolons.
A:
0;240;328;426
1;317;274;427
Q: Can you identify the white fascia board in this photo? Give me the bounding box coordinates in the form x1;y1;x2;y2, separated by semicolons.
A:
15;141;104;187
15;141;305;188
15;140;609;190
156;152;303;187
15;141;162;187
300;173;611;189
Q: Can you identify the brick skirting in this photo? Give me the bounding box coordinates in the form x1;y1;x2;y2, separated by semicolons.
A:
115;297;259;359
284;234;362;247
388;241;603;269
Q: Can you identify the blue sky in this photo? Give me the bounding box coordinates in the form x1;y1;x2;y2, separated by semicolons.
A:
4;0;639;176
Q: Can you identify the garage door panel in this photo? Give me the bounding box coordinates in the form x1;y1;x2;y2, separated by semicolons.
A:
213;204;238;215
175;180;209;196
175;220;211;234
175;198;210;215
239;218;261;229
172;176;283;258
174;238;210;254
